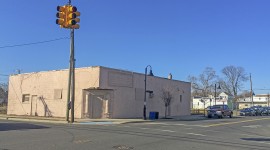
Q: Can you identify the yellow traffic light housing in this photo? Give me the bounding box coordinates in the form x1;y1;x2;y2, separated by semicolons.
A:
56;5;67;28
56;5;80;29
66;6;81;29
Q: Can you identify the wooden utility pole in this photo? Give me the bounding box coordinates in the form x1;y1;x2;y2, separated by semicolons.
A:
56;0;80;123
65;0;76;123
250;73;254;107
267;92;270;107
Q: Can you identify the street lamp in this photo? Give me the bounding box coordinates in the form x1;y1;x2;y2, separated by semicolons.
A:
215;84;221;105
144;65;154;120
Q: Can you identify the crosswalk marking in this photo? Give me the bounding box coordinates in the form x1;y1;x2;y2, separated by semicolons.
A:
242;125;262;128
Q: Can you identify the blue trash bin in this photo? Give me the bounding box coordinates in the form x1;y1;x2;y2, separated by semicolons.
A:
149;112;159;120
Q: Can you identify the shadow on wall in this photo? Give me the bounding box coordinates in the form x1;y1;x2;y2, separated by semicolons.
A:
0;123;49;131
39;96;52;117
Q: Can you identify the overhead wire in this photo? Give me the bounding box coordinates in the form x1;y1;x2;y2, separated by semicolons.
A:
0;37;70;49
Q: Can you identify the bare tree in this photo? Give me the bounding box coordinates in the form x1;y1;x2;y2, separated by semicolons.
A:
188;67;218;97
237;90;251;99
0;83;8;111
220;66;248;101
0;83;8;103
160;88;173;118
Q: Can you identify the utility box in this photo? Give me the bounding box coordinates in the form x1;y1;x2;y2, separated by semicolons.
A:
149;112;159;120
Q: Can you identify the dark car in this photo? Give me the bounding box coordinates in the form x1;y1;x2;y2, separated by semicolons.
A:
250;106;263;116
207;105;233;119
206;106;213;111
261;107;270;116
240;108;256;116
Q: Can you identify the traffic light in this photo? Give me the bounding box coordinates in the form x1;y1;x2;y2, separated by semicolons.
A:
66;5;81;29
56;5;67;28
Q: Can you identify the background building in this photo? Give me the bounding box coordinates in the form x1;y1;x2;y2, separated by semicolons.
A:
238;94;270;109
7;66;191;119
192;92;234;109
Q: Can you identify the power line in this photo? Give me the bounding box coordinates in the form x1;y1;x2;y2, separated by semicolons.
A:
0;74;9;77
254;88;270;91
0;37;70;49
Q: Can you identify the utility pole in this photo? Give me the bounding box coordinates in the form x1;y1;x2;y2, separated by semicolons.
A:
267;93;270;115
70;28;75;123
56;0;80;123
66;29;75;122
250;73;254;107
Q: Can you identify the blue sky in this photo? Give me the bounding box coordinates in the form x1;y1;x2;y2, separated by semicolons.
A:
1;0;270;94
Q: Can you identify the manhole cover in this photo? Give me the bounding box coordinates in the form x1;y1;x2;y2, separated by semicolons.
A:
112;145;134;150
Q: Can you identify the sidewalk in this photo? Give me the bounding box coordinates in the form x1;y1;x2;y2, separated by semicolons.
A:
0;114;207;124
0;114;150;124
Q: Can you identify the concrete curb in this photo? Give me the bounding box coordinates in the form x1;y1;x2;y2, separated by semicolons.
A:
1;115;245;125
0;115;150;125
4;117;68;124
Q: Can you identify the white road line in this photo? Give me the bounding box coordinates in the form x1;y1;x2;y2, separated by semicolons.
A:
142;122;206;127
242;125;262;128
186;133;206;137
174;124;207;127
159;130;176;133
140;128;150;130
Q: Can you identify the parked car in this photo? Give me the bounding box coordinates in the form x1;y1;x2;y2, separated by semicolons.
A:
207;105;233;119
206;106;213;111
250;106;263;116
240;108;256;116
261;107;270;116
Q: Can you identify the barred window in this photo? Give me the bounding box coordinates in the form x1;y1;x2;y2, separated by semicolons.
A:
22;94;30;103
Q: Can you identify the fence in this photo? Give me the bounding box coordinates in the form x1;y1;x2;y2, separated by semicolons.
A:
191;109;206;115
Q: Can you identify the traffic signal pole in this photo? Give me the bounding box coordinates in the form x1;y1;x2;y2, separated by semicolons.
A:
70;29;75;123
57;0;80;123
66;29;75;123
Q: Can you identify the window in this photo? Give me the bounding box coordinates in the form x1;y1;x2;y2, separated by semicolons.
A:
54;89;62;99
22;94;30;103
180;95;182;102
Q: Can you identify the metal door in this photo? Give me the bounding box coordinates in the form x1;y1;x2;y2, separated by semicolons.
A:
91;95;104;119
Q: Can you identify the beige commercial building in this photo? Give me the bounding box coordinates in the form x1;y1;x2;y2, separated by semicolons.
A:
8;66;191;119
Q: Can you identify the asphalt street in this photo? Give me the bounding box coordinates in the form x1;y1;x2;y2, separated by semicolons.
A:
1;116;270;150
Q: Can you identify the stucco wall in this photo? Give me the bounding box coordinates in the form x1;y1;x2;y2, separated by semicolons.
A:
8;66;191;119
7;67;100;118
99;67;191;118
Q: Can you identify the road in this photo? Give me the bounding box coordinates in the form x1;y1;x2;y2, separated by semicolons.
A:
1;116;270;150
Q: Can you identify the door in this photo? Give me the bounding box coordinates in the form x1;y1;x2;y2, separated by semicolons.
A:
91;95;104;119
31;95;37;116
85;90;112;119
89;95;110;119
